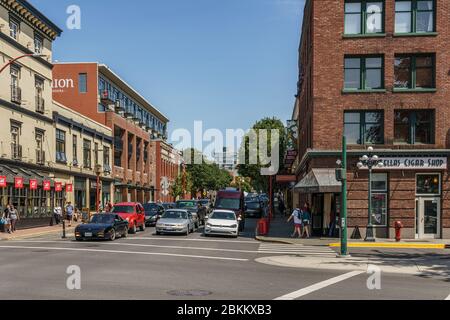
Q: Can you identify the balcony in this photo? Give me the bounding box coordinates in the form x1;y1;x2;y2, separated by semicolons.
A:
11;86;22;104
142;173;149;185
135;171;141;184
11;143;22;160
114;166;125;180
126;169;133;182
114;100;125;113
36;149;45;165
100;90;114;104
36;96;45;113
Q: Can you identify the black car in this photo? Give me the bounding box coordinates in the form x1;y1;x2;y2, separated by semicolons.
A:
75;214;128;241
143;203;165;226
245;200;264;218
175;200;207;227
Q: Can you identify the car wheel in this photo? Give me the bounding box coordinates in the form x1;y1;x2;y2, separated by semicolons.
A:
140;222;145;232
156;231;161;235
76;237;83;242
109;229;116;241
185;226;190;236
129;223;137;234
122;228;128;238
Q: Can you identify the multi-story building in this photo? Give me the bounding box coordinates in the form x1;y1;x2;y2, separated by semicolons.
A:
52;62;169;204
154;139;182;202
213;147;238;173
0;0;63;228
292;0;449;239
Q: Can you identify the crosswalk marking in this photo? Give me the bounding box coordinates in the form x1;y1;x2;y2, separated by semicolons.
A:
258;243;336;257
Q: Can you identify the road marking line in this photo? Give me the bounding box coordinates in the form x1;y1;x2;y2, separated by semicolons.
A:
445;294;450;301
274;271;364;300
131;237;256;244
330;243;445;249
0;245;249;262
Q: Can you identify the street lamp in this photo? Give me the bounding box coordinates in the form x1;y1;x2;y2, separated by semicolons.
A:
0;53;47;74
357;146;384;242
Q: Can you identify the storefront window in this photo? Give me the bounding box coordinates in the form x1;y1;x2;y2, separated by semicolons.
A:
416;174;440;195
74;178;86;210
371;173;388;226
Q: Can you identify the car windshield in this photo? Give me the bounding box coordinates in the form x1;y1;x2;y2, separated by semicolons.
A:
245;197;259;202
176;201;196;208
246;202;260;209
111;205;135;214
210;211;236;220
215;198;240;210
162;203;172;209
143;203;158;214
90;215;115;224
162;211;187;219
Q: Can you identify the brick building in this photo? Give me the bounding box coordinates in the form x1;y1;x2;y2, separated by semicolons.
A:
292;0;449;239
52;63;169;204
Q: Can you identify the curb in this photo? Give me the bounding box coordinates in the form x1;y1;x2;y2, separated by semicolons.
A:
329;243;447;249
255;236;297;245
0;227;76;241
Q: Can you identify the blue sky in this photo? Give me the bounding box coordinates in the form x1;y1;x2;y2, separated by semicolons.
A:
32;0;304;151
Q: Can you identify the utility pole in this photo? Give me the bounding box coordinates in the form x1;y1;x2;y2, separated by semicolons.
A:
340;136;348;256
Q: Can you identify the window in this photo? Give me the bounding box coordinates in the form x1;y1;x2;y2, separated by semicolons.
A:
79;73;87;93
9;17;19;39
394;110;434;144
83;140;91;169
94;142;99;167
34;33;43;54
371;173;388;226
103;146;111;172
345;1;384;35
344;111;384;144
56;129;67;163
73;135;78;165
36;130;45;164
344;56;383;90
35;77;44;112
416;174;440;195
395;1;435;34
394;54;435;89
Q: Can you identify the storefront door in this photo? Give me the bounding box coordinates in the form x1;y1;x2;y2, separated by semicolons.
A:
415;197;441;239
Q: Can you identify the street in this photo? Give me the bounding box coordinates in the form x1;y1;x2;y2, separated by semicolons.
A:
0;219;449;300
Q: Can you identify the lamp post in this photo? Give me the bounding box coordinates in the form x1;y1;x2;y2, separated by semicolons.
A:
357;146;384;242
0;53;47;74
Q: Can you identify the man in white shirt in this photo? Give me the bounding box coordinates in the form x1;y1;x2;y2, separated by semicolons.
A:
287;207;303;238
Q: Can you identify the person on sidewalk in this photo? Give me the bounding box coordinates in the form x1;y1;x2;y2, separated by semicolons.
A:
287;207;303;238
65;201;74;227
302;202;311;238
9;205;19;233
53;206;62;225
2;205;12;234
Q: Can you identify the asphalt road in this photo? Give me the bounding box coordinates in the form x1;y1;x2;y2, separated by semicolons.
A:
0;219;448;300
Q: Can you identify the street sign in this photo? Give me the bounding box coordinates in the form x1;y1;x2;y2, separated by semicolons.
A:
30;179;38;190
15;177;24;189
43;180;51;191
55;182;63;192
66;184;73;192
0;176;6;188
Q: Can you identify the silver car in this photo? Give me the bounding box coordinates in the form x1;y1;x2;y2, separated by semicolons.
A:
204;210;239;238
155;209;194;236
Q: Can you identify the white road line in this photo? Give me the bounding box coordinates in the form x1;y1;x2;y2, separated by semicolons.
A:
274;271;365;300
0;245;249;262
130;237;256;244
445;294;450;301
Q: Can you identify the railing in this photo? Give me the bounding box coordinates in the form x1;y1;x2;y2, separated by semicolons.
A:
36;149;45;165
11;86;22;104
11;143;22;160
36;96;45;113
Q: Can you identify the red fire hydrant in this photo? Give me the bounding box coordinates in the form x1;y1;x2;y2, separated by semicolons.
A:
258;218;268;236
395;221;403;242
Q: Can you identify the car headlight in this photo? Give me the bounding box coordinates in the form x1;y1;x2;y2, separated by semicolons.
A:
230;224;237;228
206;223;212;227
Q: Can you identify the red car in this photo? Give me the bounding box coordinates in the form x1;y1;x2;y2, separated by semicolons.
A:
111;202;146;234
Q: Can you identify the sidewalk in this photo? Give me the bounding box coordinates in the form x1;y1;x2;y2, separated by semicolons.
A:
0;223;79;241
256;216;450;249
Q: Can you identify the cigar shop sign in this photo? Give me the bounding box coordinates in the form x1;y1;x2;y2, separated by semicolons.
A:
371;157;447;170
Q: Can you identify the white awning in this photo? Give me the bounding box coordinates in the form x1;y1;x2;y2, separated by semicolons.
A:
294;169;341;193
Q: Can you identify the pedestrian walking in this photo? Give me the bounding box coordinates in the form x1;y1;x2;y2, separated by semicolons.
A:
2;205;12;234
53;206;62;225
287;207;303;238
65;201;74;227
302;202;311;238
8;204;19;233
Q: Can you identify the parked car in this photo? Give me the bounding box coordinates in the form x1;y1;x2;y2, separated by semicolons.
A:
244;199;264;218
143;202;165;226
111;202;146;234
155;209;195;235
175;200;206;227
214;189;246;231
75;214;128;241
204;210;239;238
161;202;176;210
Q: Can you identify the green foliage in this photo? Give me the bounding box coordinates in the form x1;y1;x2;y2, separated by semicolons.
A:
237;117;287;192
170;171;193;200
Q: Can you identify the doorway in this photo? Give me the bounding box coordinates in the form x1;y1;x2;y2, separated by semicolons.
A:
415;197;441;239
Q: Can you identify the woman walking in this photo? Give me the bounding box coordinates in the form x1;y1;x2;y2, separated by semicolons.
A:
9;204;19;233
287;207;303;238
302;202;311;238
2;205;12;234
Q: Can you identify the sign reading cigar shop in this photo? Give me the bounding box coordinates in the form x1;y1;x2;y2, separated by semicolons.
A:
375;157;447;170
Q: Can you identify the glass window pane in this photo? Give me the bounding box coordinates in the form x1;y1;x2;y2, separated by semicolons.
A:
371;193;387;226
394;57;411;88
416;110;432;123
372;173;387;191
366;3;383;33
416;56;433;67
394;111;410;143
395;1;412;11
365;123;382;144
365;112;382;123
395;12;412;33
417;175;440;195
366;69;382;89
345;58;360;69
417;1;433;10
366;58;382;68
345;14;361;34
344;123;361;144
344;112;360;123
416;12;434;32
345;69;361;89
416;68;433;88
345;3;361;13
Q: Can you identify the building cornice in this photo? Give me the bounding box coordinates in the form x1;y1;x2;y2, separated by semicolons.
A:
0;98;54;123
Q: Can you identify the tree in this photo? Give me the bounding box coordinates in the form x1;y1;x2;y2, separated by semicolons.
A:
170;170;192;200
237;117;287;193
